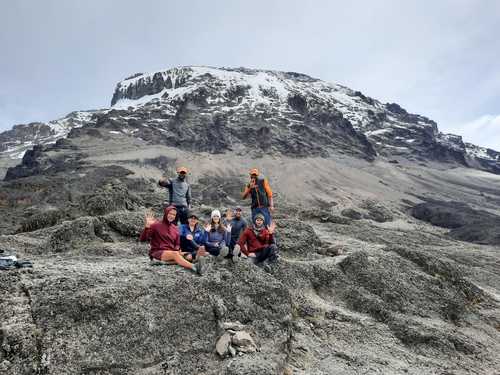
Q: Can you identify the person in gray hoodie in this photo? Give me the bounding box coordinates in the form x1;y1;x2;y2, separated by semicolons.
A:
158;166;192;225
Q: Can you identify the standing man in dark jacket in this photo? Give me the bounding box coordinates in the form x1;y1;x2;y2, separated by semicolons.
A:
242;168;274;226
159;166;192;225
225;206;247;259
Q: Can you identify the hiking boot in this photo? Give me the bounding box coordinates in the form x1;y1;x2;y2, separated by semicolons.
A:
218;246;229;260
194;256;206;275
232;245;241;262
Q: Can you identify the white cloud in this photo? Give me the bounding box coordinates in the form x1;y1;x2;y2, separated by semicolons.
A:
453;115;500;150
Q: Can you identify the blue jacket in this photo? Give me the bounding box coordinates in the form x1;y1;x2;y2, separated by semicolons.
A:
204;228;229;249
180;224;205;253
229;217;247;246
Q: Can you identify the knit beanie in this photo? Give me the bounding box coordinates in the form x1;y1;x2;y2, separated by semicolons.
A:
254;213;265;222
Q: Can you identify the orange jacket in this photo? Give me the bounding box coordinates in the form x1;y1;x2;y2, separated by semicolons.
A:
242;177;273;208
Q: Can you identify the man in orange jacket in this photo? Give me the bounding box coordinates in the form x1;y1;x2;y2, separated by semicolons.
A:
242;168;274;226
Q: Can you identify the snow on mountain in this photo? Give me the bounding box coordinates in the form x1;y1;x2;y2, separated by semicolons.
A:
109;66;466;162
0;111;98;160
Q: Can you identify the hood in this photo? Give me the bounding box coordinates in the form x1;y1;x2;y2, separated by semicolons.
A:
163;205;177;224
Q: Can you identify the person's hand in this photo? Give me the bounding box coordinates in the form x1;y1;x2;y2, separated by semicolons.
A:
159;177;167;184
144;209;156;228
186;234;194;241
249;179;256;188
269;206;275;213
267;222;276;234
198;246;207;257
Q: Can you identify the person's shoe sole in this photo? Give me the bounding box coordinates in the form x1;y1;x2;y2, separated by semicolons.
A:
150;259;172;266
196;256;206;275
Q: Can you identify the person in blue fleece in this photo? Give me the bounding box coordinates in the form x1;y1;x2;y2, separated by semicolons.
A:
203;209;229;259
179;211;206;260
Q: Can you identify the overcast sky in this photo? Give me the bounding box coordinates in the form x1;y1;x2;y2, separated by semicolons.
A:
1;0;499;149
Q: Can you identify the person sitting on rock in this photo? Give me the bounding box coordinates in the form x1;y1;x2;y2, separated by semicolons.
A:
203;210;230;259
242;168;274;226
235;213;278;266
225;206;247;260
180;211;207;260
139;206;206;275
158;166;192;225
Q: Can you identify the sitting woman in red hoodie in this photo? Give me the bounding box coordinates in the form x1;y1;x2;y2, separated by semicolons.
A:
139;205;206;275
235;213;279;265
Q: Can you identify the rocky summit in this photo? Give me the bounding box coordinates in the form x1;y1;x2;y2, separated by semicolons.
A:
0;66;499;375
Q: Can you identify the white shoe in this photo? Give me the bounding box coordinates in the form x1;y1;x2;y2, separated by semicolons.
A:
218;246;229;259
232;245;240;262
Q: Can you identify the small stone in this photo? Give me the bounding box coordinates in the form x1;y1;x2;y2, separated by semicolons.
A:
215;333;232;357
236;345;256;353
222;321;246;331
231;331;256;348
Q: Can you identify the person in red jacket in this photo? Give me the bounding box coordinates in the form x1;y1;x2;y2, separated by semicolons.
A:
235;213;279;265
139;206;206;275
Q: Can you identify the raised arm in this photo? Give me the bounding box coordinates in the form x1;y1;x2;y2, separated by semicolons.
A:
158;177;172;188
242;184;251;199
139;209;157;242
263;178;274;211
186;184;192;207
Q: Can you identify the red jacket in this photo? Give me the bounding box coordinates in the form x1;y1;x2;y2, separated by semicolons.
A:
237;226;274;255
139;206;180;257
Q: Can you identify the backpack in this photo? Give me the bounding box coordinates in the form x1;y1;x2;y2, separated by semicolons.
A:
0;255;33;270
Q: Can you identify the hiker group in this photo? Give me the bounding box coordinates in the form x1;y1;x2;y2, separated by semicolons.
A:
139;167;278;275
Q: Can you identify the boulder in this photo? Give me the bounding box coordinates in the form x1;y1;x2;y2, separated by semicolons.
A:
103;210;144;237
341;208;363;220
47;217;106;253
275;219;322;257
360;200;394;222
